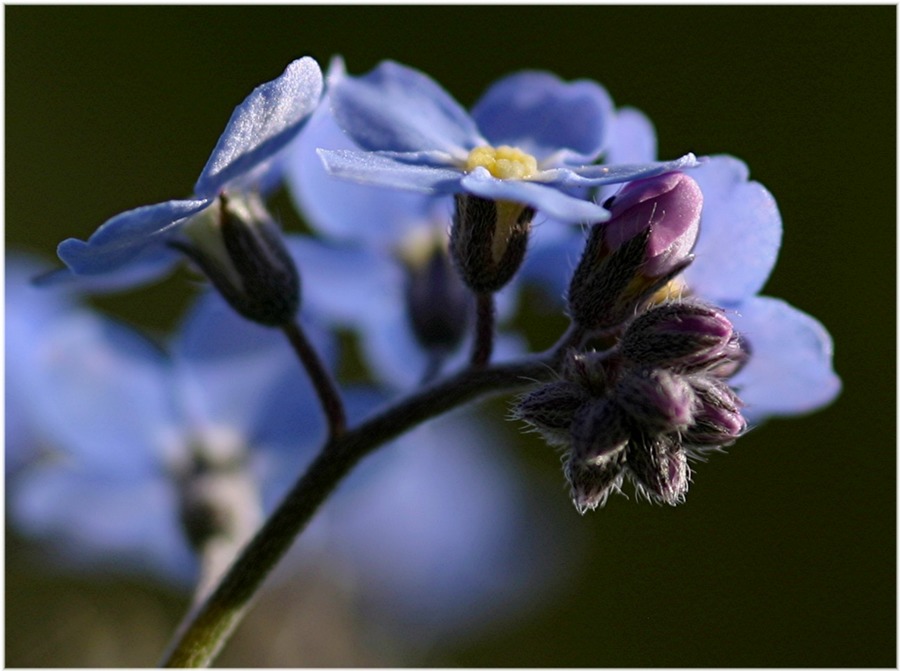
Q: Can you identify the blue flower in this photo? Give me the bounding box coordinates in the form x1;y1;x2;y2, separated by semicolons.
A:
7;254;334;582
50;58;323;287
283;80;526;388
7;252;567;637
317;59;700;223
524;154;841;423
683;156;841;421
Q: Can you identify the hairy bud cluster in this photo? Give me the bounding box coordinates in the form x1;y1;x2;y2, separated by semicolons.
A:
513;299;749;513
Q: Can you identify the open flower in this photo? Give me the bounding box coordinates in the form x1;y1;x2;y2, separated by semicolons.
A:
283;75;525;388
50;57;323;288
318;59;700;224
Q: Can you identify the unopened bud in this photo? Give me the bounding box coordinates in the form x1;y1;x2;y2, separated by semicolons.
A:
621;300;734;371
403;240;471;353
682;377;747;447
708;332;752;379
567;172;701;332
569;400;631;463
626;434;690;505
175;193;300;326
513;380;590;446
616;367;697;433
450;193;534;293
564;450;626;514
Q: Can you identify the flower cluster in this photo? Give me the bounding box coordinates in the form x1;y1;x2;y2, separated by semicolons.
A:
8;54;840;661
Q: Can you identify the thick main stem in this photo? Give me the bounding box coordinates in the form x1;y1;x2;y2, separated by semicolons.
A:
159;352;560;668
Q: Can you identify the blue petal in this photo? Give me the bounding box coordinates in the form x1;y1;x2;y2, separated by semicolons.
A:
318;149;463;193
57;198;209;276
549;153;702;186
519;221;588;306
682;156;783;304
321;410;563;635
11;466;196;584
471;71;613;164
8;303;175;478
286;236;404;327
729;296;841;423
460;168;609;222
330;60;483;156
283;94;447;246
604;106;657;164
172;289;333;455
194;57;323;198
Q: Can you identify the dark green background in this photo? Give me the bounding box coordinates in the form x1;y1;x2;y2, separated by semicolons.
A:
6;5;895;667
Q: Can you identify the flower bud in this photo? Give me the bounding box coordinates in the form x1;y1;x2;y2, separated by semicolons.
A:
564;450;626;514
569;399;631;463
403;239;471;353
174;193;300;326
708;331;752;379
616;367;697;433
450;193;534;293
567;172;702;332
620;299;734;371
512;380;590;446
625;434;690;505
682;377;747;448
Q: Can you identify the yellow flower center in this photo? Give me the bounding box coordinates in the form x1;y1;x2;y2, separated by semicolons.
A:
465;145;539;180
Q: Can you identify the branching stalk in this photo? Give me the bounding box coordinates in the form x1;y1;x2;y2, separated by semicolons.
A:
160;331;577;668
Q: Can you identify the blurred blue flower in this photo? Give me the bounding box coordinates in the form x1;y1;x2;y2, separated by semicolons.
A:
50;57;323;287
7;253;569;637
318;59;700;223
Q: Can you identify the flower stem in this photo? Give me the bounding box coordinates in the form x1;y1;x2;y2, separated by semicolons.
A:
158;350;560;668
470;291;495;368
281;320;346;441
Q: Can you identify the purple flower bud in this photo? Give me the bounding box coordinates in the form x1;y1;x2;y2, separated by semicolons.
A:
561;349;616;396
513;380;590;446
602;171;702;277
616;367;697;433
621;299;735;371
564;451;626;514
567;172;702;332
569;400;631;463
682;377;747;448
625;434;690;506
707;331;752;379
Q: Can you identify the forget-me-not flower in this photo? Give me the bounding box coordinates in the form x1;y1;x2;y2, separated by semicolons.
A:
50;58;323;288
318;59;701;224
7;252;567;638
283;71;527;388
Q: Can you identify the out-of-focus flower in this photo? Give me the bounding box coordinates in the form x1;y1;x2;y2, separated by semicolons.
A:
7;253;568;638
49;58;323;288
7;255;333;581
318;59;699;223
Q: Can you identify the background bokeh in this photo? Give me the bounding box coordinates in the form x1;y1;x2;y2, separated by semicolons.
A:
6;5;895;667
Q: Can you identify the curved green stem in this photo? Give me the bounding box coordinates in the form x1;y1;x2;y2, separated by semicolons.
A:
160;342;574;667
